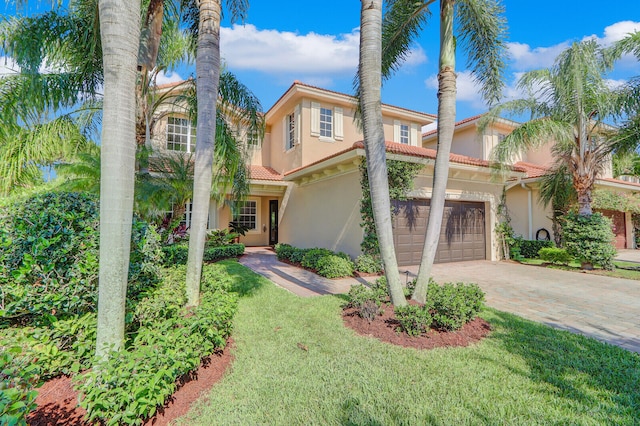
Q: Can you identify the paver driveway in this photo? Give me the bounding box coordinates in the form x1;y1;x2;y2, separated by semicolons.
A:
428;261;640;353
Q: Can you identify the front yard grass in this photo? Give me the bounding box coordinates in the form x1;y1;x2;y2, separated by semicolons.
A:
520;258;640;280
179;260;640;425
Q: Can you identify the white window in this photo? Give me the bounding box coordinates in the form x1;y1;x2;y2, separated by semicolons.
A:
286;113;295;150
167;116;196;152
320;107;333;137
497;133;506;143
247;129;260;148
311;102;343;141
233;200;257;231
400;124;410;145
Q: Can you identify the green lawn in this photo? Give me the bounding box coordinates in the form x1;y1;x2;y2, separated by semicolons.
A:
520;258;640;280
178;260;640;425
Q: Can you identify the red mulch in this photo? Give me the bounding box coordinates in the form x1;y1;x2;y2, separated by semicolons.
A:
342;304;492;350
27;340;234;426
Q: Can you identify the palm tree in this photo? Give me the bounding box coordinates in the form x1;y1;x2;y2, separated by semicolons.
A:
182;0;251;307
95;0;140;358
485;40;619;217
357;0;406;306
382;0;508;303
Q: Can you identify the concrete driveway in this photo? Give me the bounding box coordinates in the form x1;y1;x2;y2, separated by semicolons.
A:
427;261;640;353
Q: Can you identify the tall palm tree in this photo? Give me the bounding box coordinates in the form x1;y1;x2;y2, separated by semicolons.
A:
382;0;508;303
182;0;251;307
95;0;140;358
358;0;406;306
486;40;619;217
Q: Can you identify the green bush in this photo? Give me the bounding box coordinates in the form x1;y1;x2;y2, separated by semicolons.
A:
354;254;383;274
203;244;245;262
538;247;573;265
0;348;39;425
316;255;354;278
427;282;485;331
274;243;294;260
301;248;335;270
563;212;616;270
0;192;162;324
75;264;238;425
394;305;432;337
161;244;189;265
369;276;390;303
206;229;236;247
515;239;554;258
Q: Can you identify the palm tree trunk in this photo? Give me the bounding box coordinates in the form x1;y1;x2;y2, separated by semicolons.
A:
95;0;140;359
359;0;406;306
186;0;221;307
412;0;456;304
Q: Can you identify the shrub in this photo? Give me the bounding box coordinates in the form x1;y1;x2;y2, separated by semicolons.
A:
0;347;39;425
369;276;390;303
355;254;383;274
427;282;484;331
538;247;573;265
346;285;381;315
0;192;161;324
515;239;554;259
203;244;245;262
161;244;189;266
274;243;294;260
288;247;308;264
76;264;238;425
394;305;432;337
316;255;355;278
206;229;236;247
563;212;616;270
301;248;335;270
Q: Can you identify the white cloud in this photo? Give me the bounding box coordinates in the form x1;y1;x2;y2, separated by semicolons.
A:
584;21;640;46
155;70;184;86
605;78;627;90
220;24;425;78
425;70;486;108
507;41;570;71
0;56;20;77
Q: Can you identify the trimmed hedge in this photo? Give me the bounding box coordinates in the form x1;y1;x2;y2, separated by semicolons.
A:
203;244;245;262
538;247;572;265
316;255;354;279
275;243;355;278
515;239;554;258
563;212;616;270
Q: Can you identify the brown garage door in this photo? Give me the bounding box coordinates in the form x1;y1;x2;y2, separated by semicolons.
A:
393;200;486;266
596;209;626;249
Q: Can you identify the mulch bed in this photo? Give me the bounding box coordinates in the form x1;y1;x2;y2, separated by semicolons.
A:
342;304;492;350
27;340;234;426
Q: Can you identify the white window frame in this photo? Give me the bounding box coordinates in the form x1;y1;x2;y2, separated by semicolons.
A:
246;128;261;149
232;198;260;233
399;123;410;145
393;120;418;146
167;116;196;153
311;102;343;142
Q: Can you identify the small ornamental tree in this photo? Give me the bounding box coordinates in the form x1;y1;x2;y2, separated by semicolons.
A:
562;212;616;270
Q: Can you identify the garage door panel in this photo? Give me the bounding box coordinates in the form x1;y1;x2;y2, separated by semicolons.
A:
393;200;485;266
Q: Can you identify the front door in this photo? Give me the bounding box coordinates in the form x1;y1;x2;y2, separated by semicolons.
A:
269;200;278;245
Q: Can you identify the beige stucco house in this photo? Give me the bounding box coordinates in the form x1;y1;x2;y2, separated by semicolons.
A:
149;80;637;266
423;115;640;250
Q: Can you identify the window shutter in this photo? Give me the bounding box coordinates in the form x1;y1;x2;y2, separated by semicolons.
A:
393;120;401;143
334;107;343;140
411;123;420;146
295;104;302;144
311;102;320;136
282;116;287;150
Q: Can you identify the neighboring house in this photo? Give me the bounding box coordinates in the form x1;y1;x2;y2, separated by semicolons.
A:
423;115;639;250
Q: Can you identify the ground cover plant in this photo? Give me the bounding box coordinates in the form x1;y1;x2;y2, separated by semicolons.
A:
274;243;356;278
177;263;640;425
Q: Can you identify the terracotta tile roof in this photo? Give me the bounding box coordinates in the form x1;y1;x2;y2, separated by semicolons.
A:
600;177;640;188
249;165;283;181
422;114;484;138
514;161;551;179
285;141;526;177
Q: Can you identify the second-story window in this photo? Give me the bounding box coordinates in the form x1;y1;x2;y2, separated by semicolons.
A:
320;107;333;138
286;113;295;150
167;116;196;152
247;129;260;148
400;124;410;145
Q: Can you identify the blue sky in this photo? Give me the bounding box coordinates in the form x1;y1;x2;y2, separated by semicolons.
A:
2;0;639;125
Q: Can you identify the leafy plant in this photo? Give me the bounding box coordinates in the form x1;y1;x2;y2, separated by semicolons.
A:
0;347;39;426
206;228;236;247
394;305;432;337
161;244;189;266
538;247;573;265
562;212;616;270
203;244;245;262
301;248;336;270
316;255;354;278
516;240;554;259
354;254;383;274
427;282;485;331
228;221;250;237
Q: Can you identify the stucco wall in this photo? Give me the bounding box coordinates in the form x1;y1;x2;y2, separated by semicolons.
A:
505;185;554;240
279;171;363;258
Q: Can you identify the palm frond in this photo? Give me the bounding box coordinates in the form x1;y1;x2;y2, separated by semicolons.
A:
456;0;509;105
491;118;573;163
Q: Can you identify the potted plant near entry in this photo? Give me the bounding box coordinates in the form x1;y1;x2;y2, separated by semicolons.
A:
228;221;250;243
